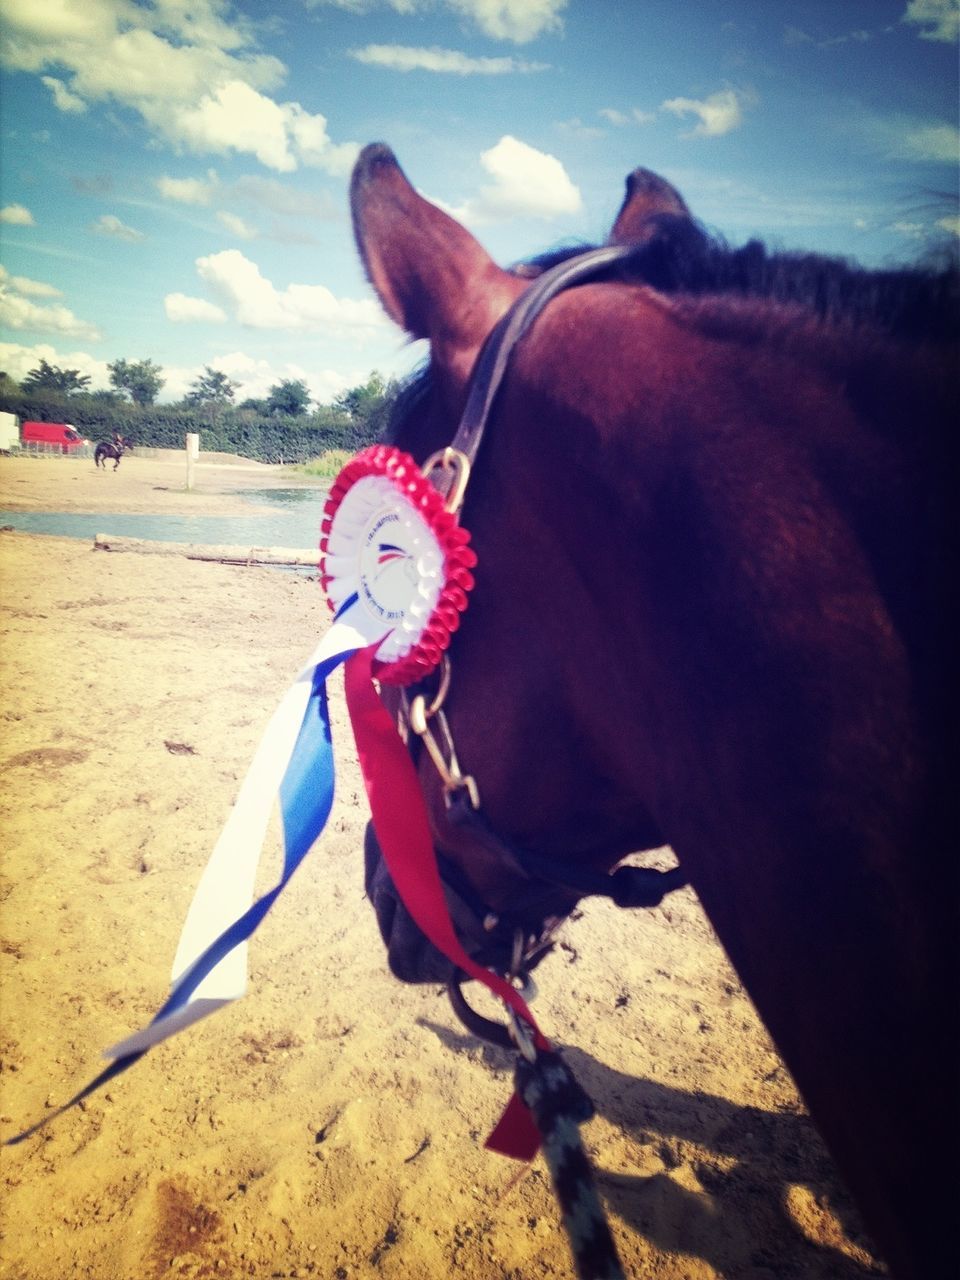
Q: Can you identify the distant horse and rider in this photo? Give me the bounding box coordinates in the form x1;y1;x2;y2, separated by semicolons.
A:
94;433;132;469
351;144;956;1280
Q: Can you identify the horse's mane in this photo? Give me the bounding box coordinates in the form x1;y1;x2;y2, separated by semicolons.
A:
387;215;957;442
521;214;959;344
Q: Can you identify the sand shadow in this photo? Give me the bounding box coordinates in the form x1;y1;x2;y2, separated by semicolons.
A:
417;1017;885;1279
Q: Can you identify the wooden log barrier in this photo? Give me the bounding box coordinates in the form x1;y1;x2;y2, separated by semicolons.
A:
94;533;320;566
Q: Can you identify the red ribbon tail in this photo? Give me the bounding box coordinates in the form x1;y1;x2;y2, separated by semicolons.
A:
343;644;543;1160
484;1090;542;1161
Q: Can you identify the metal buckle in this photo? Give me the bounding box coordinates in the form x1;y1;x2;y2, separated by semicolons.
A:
421;447;471;515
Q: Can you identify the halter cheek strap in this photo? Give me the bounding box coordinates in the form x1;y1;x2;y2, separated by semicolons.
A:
452;245;634;467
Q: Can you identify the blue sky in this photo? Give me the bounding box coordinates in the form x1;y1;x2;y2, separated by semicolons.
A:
1;0;957;405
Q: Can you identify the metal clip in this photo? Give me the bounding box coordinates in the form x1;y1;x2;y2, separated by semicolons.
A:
408;703;481;810
407;667;480;810
506;1006;538;1063
410;655;452;721
502;932;539;1062
421;447;471;515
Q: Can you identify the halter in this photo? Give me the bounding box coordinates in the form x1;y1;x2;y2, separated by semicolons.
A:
383;245;687;1045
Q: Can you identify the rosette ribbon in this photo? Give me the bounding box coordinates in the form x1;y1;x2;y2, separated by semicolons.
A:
7;445;544;1159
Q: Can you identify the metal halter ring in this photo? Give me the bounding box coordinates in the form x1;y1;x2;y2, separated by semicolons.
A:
408;655;452;723
421;447;472;515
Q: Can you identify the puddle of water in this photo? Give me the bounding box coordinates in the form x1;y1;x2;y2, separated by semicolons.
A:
242;487;328;507
0;487;330;549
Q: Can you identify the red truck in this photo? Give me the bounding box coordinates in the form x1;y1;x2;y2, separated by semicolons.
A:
19;421;88;451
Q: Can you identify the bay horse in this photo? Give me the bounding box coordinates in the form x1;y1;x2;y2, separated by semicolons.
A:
350;144;956;1280
94;436;131;469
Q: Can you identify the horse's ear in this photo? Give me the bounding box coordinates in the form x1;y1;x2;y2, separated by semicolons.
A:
351;145;522;368
607;167;692;244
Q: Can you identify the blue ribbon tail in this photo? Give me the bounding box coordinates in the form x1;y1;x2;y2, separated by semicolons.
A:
4;646;353;1146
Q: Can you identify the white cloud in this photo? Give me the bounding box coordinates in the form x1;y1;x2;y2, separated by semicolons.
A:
1;203;35;225
902;0;959;42
156;173;220;205
164;292;228;323
190;249;388;334
0;285;101;342
894;120;960;163
451;135;582;223
217;211;257;239
865;115;960;163
148;0;255;52
0;0;119;53
216;352;354;405
161;351;354;405
3;15;284;105
282;102;359;174
91;213;146;242
0;1;357;174
0;265;62;298
662;88;748;138
888;220;926;238
936;214;960;237
0;341;109;388
167;81;358;174
350;44;547;73
600;106;656;127
308;0;565;43
171;80;295;171
41;74;87;112
446;0;566;43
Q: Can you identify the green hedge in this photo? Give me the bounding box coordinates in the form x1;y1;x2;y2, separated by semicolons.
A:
0;393;385;463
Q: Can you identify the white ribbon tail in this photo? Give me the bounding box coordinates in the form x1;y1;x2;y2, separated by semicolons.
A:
104;609;372;1061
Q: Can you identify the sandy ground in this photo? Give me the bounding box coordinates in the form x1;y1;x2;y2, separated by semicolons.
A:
0;454;885;1279
0;452;321;517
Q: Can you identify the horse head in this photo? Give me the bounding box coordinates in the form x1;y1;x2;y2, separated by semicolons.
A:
349;144;954;1280
352;145;694;983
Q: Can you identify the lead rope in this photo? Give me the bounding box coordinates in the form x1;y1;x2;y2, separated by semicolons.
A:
492;933;626;1280
513;1045;626;1280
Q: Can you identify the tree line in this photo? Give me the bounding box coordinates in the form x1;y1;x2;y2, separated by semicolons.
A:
0;358;402;464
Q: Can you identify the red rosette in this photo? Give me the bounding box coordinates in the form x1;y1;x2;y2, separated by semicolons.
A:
320;444;476;685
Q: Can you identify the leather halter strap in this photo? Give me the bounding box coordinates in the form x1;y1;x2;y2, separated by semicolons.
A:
451;244;635;467
446;791;687;912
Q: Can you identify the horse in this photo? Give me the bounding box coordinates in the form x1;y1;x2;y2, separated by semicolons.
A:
94;436;131;469
349;144;956;1280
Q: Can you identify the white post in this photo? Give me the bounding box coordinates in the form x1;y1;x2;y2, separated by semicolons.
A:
185;432;200;491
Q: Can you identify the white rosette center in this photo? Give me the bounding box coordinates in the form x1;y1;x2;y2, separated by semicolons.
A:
323;475;445;661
